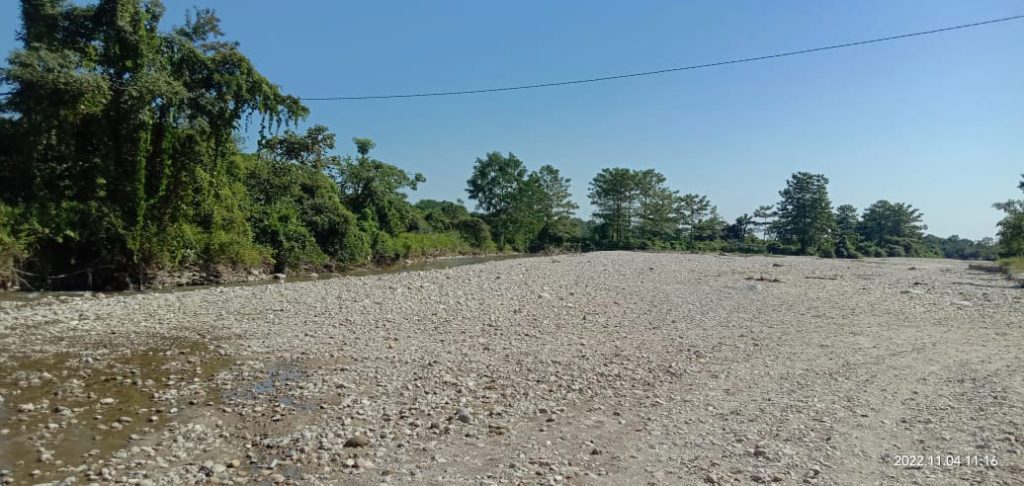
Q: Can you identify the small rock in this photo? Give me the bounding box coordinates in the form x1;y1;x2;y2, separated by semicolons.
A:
344;435;370;448
17;403;34;413
354;457;373;469
99;398;116;405
455;408;473;424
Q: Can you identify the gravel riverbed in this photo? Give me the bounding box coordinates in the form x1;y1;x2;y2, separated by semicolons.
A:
1;252;1022;485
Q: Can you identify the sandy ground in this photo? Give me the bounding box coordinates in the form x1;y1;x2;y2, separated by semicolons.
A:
1;252;1022;485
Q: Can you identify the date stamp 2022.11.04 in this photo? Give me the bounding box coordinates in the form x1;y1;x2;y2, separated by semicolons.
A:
892;454;999;468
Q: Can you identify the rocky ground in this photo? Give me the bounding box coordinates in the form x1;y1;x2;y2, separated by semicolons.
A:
1;252;1022;485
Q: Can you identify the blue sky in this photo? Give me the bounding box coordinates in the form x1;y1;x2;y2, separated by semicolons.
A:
1;1;1021;239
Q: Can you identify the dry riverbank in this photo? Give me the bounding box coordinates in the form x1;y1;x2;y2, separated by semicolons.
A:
1;252;1022;485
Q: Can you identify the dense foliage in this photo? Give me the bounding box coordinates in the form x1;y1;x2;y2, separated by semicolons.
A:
466;152;578;252
0;1;495;289
0;1;1014;291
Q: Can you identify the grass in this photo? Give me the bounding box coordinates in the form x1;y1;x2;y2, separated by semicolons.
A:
998;257;1024;274
996;257;1024;287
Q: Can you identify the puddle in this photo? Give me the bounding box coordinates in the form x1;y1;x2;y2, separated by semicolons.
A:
0;341;232;483
227;364;306;402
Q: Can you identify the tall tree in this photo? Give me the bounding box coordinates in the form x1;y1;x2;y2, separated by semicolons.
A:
634;170;681;244
858;200;928;256
588;168;640;247
0;1;306;287
772;172;835;255
833;204;861;258
753;204;777;241
679;193;719;244
530;164;579;248
466;152;544;250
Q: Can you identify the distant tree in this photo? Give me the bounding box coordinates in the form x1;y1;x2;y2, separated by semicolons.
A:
993;174;1024;257
530;164;579;248
634;170;682;244
466;152;548;250
336;138;425;235
467;152;529;214
678;194;715;244
725;214;755;241
772;172;835;255
258;125;341;171
752;204;776;241
858;200;928;257
589;168;640;247
931;234;999;260
833;204;861;258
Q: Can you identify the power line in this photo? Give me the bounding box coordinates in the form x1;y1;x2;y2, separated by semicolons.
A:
300;14;1023;101
1;14;1019;102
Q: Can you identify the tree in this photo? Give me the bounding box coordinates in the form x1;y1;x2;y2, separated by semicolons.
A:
466;152;545;250
833;204;861;258
993;174;1024;257
336;138;425;236
858;200;929;257
752;204;776;241
588;168;640;247
467;152;529;214
633;170;681;245
725;214;755;242
0;1;306;288
678;194;725;244
772;172;835;255
258;124;341;172
530;165;579;248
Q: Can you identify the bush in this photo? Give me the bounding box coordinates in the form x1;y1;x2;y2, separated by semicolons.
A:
251;202;326;272
338;228;372;267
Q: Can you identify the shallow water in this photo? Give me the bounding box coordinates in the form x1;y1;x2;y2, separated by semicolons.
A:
0;341;231;483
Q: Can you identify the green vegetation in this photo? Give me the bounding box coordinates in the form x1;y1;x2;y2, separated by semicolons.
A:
582;168;1003;261
993;175;1024;259
0;1;498;290
466;152;578;252
0;1;1016;290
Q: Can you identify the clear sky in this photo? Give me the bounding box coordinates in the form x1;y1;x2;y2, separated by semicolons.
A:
1;1;1021;239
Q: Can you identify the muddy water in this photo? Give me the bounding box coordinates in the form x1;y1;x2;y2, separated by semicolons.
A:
0;341;231;483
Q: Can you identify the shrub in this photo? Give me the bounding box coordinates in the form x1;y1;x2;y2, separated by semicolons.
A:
251;202;326;271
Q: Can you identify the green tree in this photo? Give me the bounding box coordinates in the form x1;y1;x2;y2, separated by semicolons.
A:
634;170;681;245
725;214;755;242
530;164;580;248
588;168;639;247
772;172;835;255
679;194;725;244
0;1;306;288
993;175;1024;257
336;138;425;236
858;200;929;257
753;204;776;241
833;204;862;258
466;152;558;251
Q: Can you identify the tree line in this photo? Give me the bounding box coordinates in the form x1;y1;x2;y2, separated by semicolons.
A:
582;169;1007;261
0;1;1020;290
